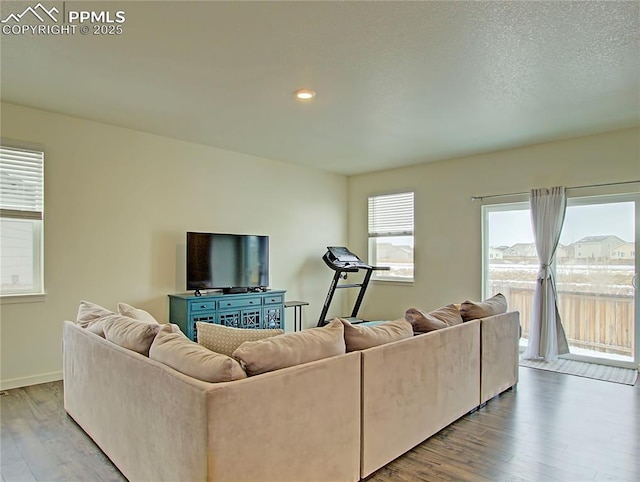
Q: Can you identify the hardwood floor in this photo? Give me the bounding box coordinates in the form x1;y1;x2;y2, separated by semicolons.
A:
1;368;638;481
369;368;640;482
1;382;124;482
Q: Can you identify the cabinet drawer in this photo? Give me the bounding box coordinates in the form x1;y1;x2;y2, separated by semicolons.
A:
190;300;216;312
218;297;261;310
264;295;283;305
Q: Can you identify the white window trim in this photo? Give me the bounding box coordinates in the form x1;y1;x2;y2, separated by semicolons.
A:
0;293;47;304
0;141;45;298
368;191;415;283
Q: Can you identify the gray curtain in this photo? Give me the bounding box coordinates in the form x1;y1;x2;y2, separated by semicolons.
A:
522;186;569;361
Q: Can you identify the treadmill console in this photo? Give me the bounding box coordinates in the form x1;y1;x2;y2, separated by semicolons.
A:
324;246;371;271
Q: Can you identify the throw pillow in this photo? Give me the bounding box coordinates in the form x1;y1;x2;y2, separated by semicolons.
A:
404;304;463;333
428;304;463;326
76;300;113;328
196;323;284;357
117;302;160;324
86;319;108;337
339;318;413;352
150;325;246;382
168;323;185;335
232;318;346;376
103;314;161;356
76;300;115;337
459;293;507;322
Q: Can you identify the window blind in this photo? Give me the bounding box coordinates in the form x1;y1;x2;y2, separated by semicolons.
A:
0;146;44;220
368;192;414;237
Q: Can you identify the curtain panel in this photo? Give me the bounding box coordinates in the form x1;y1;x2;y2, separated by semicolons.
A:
522;186;569;361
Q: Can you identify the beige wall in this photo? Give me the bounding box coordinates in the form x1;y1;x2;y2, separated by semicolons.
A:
2;103;637;389
0;102;348;389
348;128;640;321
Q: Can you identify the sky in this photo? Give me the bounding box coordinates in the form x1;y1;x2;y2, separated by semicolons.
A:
488;201;635;247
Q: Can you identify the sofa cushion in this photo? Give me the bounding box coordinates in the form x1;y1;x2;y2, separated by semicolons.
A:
76;300;116;337
150;325;246;382
459;293;507;322
103;314;161;356
232;318;346;376
339;318;413;352
85;319;108;337
429;304;463;326
167;323;184;334
77;300;113;327
404;304;462;333
196;322;284;357
117;302;160;324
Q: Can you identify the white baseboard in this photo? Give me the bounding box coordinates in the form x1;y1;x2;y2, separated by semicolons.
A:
0;371;62;391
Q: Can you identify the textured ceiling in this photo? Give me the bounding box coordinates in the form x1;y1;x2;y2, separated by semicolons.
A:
1;1;638;175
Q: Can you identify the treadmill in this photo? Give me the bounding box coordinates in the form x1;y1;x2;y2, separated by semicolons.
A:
317;247;389;326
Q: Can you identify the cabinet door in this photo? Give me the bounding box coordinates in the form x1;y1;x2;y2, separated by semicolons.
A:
241;308;262;329
218;310;241;328
219;308;262;329
188;313;215;341
263;306;283;329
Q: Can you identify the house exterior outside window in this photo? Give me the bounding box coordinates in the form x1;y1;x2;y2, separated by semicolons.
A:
0;144;45;296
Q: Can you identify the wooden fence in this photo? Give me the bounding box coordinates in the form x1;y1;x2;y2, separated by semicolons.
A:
490;283;635;357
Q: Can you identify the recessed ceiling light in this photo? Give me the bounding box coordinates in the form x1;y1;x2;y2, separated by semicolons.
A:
295;88;316;100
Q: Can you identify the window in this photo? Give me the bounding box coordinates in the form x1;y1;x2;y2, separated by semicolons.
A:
368;192;414;281
0;144;44;296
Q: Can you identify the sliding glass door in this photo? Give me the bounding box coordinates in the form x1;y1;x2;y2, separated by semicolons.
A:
482;202;535;347
556;195;637;368
483;193;639;369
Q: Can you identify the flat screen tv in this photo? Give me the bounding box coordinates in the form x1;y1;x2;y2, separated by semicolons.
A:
186;232;269;294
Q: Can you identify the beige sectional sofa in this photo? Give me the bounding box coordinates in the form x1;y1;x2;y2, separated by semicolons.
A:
360;311;520;478
63;310;519;482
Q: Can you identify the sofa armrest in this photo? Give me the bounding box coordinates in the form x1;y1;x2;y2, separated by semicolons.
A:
63;320;213;482
480;311;520;404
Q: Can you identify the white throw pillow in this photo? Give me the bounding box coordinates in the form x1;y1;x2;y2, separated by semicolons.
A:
197;322;284;357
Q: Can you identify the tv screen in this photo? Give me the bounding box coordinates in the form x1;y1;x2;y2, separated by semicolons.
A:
186;232;269;291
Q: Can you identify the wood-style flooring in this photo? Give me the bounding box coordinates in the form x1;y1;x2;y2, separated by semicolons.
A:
1;367;639;481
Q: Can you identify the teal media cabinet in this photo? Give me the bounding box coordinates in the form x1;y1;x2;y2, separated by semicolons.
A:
168;290;286;341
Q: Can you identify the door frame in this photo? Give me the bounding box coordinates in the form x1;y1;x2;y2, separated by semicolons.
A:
558;193;639;370
481;192;639;370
